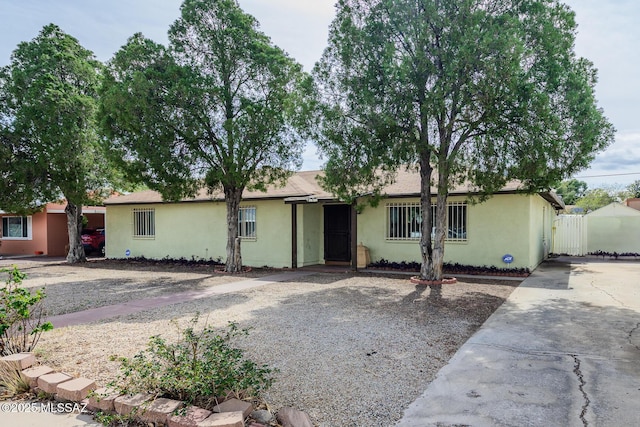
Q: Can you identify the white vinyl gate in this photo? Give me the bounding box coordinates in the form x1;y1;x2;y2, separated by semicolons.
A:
552;215;587;256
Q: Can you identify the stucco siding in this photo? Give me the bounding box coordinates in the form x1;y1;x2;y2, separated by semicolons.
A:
527;195;554;269
587;217;640;253
46;213;69;256
0;213;45;256
357;194;537;270
106;199;293;268
298;203;323;266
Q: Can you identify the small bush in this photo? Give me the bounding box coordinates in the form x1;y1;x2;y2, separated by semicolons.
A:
110;315;275;410
0;266;53;356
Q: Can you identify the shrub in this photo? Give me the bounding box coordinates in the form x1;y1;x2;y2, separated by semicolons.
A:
0;360;31;398
0;266;53;356
110;315;276;410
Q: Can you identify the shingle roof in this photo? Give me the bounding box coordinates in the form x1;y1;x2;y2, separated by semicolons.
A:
104;169;563;208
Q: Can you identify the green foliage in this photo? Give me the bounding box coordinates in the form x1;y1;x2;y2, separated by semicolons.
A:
626;180;640;198
93;410;139;427
110;315;275;410
554;179;588;205
575;188;615;212
100;0;312;272
0;266;53;356
313;0;615;280
0;24;114;262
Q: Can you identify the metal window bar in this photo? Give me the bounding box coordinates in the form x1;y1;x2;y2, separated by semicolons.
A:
447;202;467;241
386;202;467;241
133;209;155;237
238;207;256;239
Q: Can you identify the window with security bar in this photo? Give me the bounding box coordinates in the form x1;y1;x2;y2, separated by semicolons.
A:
133;208;155;238
386;202;467;242
238;206;256;239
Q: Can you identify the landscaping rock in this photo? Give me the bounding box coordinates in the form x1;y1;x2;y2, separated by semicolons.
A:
140;397;184;424
114;393;153;416
87;387;120;412
168;405;213;427
213;398;252;419
1;352;36;370
56;377;96;401
21;365;54;388
250;409;272;424
37;372;73;394
197;411;244;427
276;407;313;427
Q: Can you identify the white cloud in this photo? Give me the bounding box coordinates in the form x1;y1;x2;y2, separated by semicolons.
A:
574;130;640;186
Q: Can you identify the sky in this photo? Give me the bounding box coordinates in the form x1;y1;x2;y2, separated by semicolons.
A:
0;0;638;189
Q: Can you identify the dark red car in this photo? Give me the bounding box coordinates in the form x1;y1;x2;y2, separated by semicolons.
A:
81;228;105;256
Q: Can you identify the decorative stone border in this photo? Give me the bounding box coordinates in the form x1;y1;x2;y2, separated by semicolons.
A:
0;352;257;427
410;276;458;285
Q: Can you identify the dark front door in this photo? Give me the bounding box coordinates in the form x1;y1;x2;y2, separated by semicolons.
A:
324;204;351;263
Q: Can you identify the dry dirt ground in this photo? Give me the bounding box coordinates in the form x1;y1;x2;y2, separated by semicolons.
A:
2;258;520;426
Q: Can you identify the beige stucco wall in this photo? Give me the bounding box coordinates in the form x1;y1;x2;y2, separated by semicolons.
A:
106;199;294;268
106;192;557;270
297;203;323;266
356;194;546;270
527;195;555;269
586;203;640;253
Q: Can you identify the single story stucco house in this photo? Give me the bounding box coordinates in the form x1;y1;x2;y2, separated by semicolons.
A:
104;169;563;271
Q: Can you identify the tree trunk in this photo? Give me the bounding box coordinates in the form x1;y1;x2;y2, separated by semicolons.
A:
224;186;243;273
419;156;435;280
418;155;449;281
431;176;449;280
65;201;86;263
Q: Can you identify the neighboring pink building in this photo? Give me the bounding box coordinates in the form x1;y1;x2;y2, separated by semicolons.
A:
625;198;640;212
0;203;105;257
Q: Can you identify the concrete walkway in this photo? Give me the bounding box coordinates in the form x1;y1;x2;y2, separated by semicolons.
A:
397;258;640;427
48;270;313;328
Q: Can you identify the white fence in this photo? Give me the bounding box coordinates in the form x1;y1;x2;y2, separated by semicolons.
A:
552;215;587;256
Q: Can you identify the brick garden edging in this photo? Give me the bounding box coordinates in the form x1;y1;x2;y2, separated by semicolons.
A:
0;352;258;427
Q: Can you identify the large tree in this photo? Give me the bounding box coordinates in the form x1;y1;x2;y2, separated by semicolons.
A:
575;188;614;212
314;0;615;280
627;180;640;199
100;0;309;272
0;24;108;263
555;179;588;205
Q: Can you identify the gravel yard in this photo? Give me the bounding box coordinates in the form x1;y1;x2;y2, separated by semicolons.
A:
4;259;519;426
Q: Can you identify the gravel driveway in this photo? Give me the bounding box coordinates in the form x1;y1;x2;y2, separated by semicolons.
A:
4;259;519;426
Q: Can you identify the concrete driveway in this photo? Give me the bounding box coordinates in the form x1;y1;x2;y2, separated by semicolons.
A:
397;257;640;427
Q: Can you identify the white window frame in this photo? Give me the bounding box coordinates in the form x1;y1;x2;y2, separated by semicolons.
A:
132;208;155;239
386;202;467;242
238;206;256;240
1;216;32;240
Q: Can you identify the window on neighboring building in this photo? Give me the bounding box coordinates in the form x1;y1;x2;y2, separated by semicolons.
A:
386;202;467;242
133;208;155;238
238;206;256;239
1;216;32;239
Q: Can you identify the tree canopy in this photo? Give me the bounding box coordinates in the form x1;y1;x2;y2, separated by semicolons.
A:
575;188;615;212
100;0;310;272
555;179;588;205
313;0;615;280
0;24;108;263
626;180;640;199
